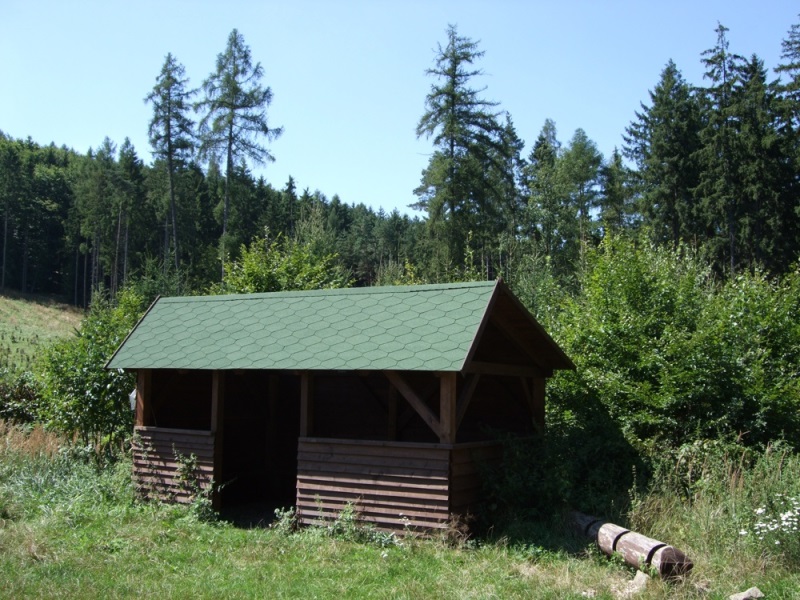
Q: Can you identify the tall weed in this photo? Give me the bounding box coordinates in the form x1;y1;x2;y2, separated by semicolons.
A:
0;421;135;522
629;440;800;570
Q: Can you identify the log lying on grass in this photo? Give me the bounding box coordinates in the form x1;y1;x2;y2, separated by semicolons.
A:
572;511;693;579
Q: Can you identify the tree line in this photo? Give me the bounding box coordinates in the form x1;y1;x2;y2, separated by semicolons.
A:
2;21;800;305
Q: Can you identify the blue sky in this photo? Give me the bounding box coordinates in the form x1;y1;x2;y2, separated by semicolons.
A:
2;1;798;215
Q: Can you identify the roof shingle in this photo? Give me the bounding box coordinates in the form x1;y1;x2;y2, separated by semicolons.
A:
107;281;499;372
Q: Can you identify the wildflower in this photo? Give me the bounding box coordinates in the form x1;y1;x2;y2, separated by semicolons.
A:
739;530;748;536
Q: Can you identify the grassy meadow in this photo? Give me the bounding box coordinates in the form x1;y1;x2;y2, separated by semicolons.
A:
0;292;83;373
1;423;799;599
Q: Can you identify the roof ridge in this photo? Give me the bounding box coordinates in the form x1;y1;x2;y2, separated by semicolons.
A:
160;280;497;303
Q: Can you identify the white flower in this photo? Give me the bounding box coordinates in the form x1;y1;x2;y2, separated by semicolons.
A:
739;530;748;536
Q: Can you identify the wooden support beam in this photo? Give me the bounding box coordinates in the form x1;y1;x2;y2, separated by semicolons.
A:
384;371;440;438
300;371;314;437
439;372;457;444
466;361;541;378
268;373;278;456
210;370;225;510
135;369;152;427
456;373;481;429
395;379;439;433
211;371;225;434
300;372;314;437
388;383;398;441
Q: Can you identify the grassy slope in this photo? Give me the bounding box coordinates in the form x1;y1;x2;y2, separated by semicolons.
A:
0;292;83;373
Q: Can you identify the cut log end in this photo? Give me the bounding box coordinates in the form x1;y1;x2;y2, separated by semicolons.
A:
651;545;694;578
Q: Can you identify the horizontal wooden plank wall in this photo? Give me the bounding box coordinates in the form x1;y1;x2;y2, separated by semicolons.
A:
296;438;504;532
450;442;503;515
132;425;215;504
297;438;451;531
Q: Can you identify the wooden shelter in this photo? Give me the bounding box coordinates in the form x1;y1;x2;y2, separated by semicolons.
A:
106;280;574;531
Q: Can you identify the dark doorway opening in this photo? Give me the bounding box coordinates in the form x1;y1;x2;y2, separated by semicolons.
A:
219;371;300;519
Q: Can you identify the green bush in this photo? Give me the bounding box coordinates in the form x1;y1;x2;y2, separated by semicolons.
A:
548;237;800;450
38;288;144;445
212;231;352;294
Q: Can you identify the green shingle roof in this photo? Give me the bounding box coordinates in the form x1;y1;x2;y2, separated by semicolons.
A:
106;280;573;372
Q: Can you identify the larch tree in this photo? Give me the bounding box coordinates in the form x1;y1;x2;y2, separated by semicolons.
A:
775;15;800;130
414;24;506;268
145;53;195;272
196;29;283;279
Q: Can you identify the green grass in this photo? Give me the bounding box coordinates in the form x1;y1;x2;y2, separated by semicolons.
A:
1;424;799;599
0;291;83;374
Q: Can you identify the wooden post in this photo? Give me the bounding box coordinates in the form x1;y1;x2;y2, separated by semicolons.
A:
211;370;225;510
135;369;152;427
387;382;398;441
268;374;279;442
439;372;457;444
300;371;314;437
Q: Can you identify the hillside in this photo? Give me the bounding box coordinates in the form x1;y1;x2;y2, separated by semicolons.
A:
0;292;83;373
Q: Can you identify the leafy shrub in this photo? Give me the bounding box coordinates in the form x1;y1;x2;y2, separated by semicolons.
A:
212;231;352;294
548;237;800;450
38;288;144;445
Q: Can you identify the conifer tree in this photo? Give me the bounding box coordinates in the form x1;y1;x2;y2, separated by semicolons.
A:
414;24;506;267
733;55;792;270
196;29;283;279
598;148;634;235
524;120;570;265
145;53;195;272
696;23;744;271
623;60;702;247
560;128;603;255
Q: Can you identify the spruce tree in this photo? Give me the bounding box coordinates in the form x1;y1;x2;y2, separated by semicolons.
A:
598;148;634;236
623;60;702;247
560;128;603;256
696;23;744;272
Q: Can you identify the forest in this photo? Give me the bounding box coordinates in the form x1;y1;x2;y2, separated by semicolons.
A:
1;22;800;303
